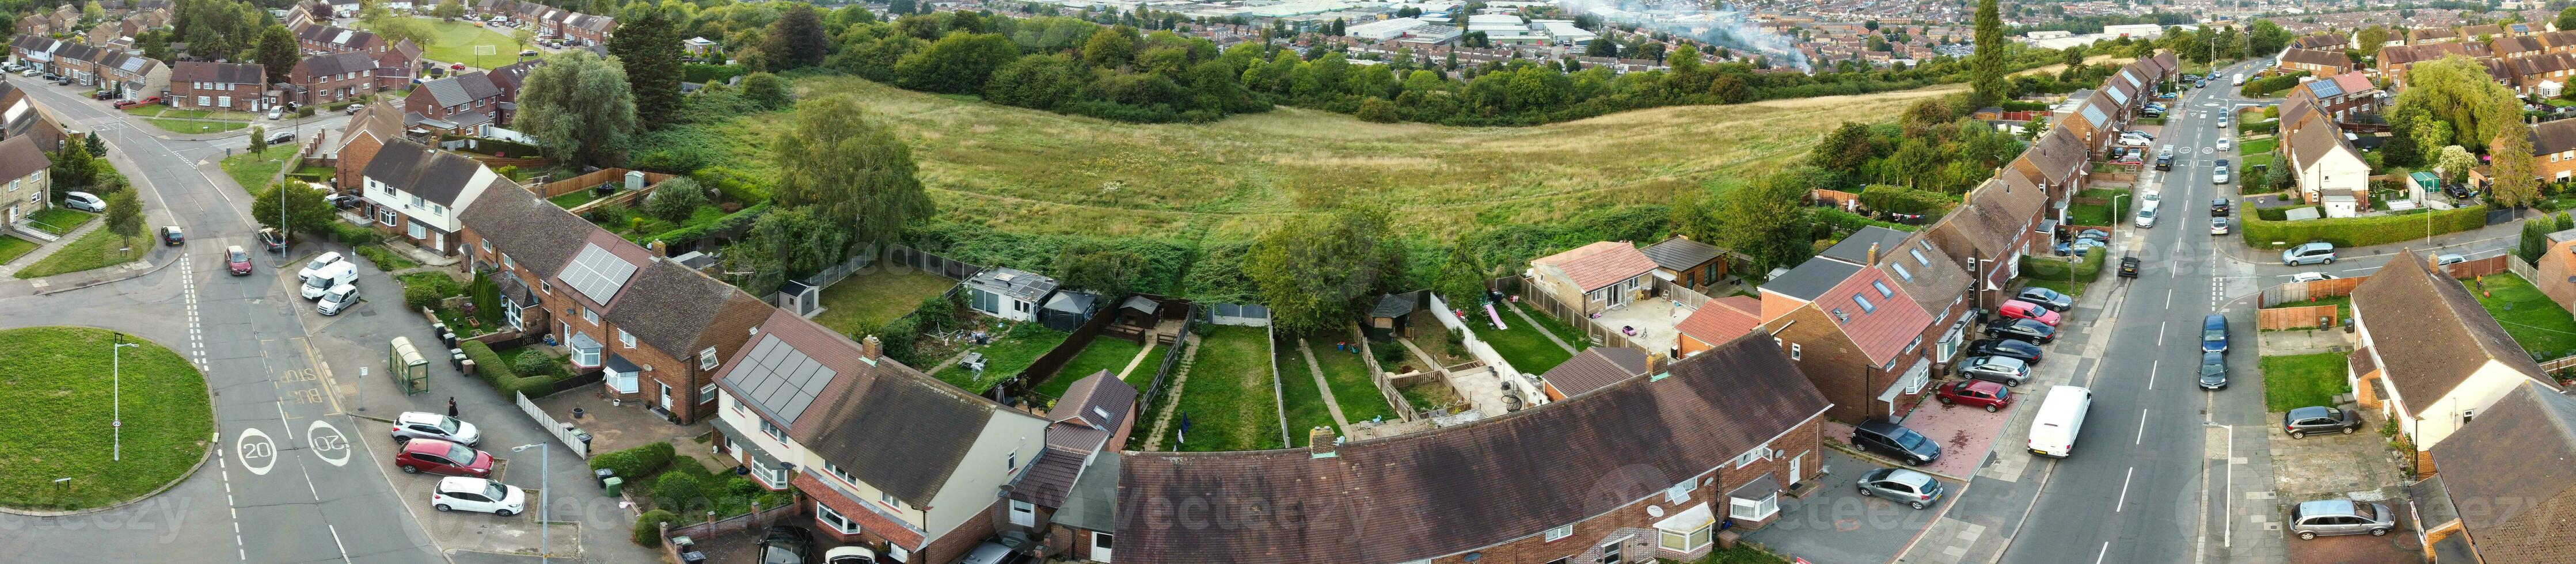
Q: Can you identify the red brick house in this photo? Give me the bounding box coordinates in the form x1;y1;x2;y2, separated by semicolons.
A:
2279;48;2356;75
1115;335;1832;563
168;61;269;111
331;102;406;190
1754;229;1939;422
374;39;420;90
294;22;388;56
404;70;503;131
562;13;613;44
285;51;377;105
1925;175;2048;308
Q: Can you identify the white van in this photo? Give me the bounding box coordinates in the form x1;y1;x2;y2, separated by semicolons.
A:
2028;385;2094;458
301;261;356;299
2229;73;2246;86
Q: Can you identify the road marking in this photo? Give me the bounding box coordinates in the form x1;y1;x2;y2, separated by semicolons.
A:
2096;540;2113;563
2138;409;2150;444
2165;288;2173;307
2117;467;2136;511
297;455;320;500
274;400;294;440
2150;360;2159;390
307;420;349;467
234;428;276;475
2157;322;2166;346
327;525;351;563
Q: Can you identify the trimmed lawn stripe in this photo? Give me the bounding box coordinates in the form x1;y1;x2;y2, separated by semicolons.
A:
0;235;35;264
2464;273;2576;360
930;325;1071;392
1278;345;1335;447
810;269;958;336
1165;326;1282;452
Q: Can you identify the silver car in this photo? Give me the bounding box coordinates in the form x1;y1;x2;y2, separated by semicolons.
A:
1857;467;1946;509
392;411;482;447
2289;500;2395;540
2282;242;2337;266
1960;355;2030;387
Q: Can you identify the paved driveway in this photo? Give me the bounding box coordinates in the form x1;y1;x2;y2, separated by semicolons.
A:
1745;449;1956;563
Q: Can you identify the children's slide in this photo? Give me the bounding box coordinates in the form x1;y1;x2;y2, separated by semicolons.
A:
1484;303;1509;331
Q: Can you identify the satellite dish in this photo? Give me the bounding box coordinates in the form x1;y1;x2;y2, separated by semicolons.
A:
1646;505;1665;518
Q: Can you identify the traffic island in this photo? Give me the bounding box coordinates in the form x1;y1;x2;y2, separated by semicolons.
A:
0;327;212;513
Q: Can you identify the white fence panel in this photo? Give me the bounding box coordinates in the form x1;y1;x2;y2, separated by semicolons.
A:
515;391;592;459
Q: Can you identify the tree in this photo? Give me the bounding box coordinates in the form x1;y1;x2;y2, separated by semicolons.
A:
1714;172;1812;273
360;2;436;49
758;3;829;71
515;51;637;168
2381;117;2421;167
1084;25;1137;68
1054;243;1149;296
248;125;267;154
642;177;708;221
84;132;105;158
2525;219;2552;264
252;181;333;235
82;1;104;22
51;140;96;190
2492;120;2542;207
105;189;142;243
608;7;685;127
1586;39;1617;58
770;94;934;255
2437;145;2479;185
1243;204;1398;335
1969;0;2005;109
255;24;298;86
892;32;1020;94
1808;121;1875;173
1669;185;1720;242
2391;56;2522;154
512;28;536;55
2560;212;2573;233
740;73;791;109
2558;7;2576;36
434;0;465;19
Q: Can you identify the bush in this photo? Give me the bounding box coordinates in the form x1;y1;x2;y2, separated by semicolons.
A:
404;280;444;308
329;222;382;246
2019;247;2106;283
1354;98;1397;123
1859;184;1956;215
510;350;557;376
459;341;566;398
588;440;678;482
2239;207;2489;248
633;509;679;546
651;471;702;513
644;178;709;222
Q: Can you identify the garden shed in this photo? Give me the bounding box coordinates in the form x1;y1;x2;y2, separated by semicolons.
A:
1367;291;1427;339
1038;290;1101;332
1116;295;1161;327
963;267;1058;323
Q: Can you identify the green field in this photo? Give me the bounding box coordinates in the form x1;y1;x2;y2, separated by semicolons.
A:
14;229;143;279
705;76;1958;240
221;144;302;192
364;19;529;70
2464;273;2576;360
1164;326;1282;452
0;327;212;510
2261;352;2353;413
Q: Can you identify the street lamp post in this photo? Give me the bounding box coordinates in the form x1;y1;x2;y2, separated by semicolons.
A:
512;443;550;563
113;337;139;462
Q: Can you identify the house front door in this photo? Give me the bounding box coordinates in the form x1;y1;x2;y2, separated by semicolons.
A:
1089;532;1112;562
658;382;672;411
1789;451;1804;486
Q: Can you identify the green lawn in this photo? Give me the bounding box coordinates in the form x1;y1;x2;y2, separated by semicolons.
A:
2238;138;2277;155
1035;336;1148;399
930;323;1072;392
220;144;301;192
2261;352;2353;412
143;118;248;134
1277;344;1336;447
0;327;212;511
1310;342;1395;422
1164;326;1283;452
1513;301;1594;353
22;207;95;235
1124;342;1172;390
122;105;257;121
13;230;143;279
0;234;36;264
810;269;958;336
1696;543;1795;564
548;189;607;209
2464;273;2576;360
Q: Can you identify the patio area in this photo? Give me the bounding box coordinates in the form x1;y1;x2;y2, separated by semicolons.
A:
1588;297;1689;356
533;384;725;470
1824;386;2013;481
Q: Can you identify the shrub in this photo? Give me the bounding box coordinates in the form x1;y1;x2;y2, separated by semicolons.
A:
1354;98;1397;123
2239;207;2488;248
2019;247;2106;283
652;471;702;513
404;280;444;308
588;440;678;482
874;314;921;366
644;178;709;221
633;509;679;546
329;222;381;246
510;350;557;376
460;341;566;398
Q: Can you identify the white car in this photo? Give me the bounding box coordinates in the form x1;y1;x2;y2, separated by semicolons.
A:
297;251;344;282
302;261;356;299
316;283;359;315
16;68;36;77
2212;217;2230;235
2217;138;2232;152
431;477;526;516
2118;137;2149;146
392;411;482;446
2290;272;2339;283
265;107;284;120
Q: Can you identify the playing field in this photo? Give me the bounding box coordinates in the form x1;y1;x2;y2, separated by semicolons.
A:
364;18;528;70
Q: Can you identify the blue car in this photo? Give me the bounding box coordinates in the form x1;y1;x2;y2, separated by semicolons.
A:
2201;314;2229;353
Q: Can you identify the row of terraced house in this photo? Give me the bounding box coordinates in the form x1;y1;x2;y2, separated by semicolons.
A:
470;0;617;44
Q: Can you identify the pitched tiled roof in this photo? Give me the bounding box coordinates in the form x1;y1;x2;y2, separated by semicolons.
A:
2292;33;2346;50
1818;226;1912;266
1008;445;1088;508
297;51;374;78
1764;257;1863;302
601;259;769;357
1114;335;1828;563
741;308;1026;507
2286;113;2357;170
2330;71;2374;96
170;60;261;84
361;139;487;206
1639;235;1723;271
1878;235;1970;317
2351;249;2559;415
337;100;404;152
2512;52;2576;78
1532;240;1657;292
455;180;594;277
2280;48;2347;68
1049;370;1137;433
0;135;49;181
420;71;501;106
2427;381;2576;563
1676;295;1761;346
1540;346;1651;398
1814;267;1932;365
2531;115;2576;155
2012;127;2088;187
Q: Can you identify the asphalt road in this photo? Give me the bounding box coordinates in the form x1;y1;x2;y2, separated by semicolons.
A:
0;75;443;563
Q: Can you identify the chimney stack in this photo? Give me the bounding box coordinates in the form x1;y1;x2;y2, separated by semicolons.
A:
1646;352;1666;374
1867;242;1881;264
1309;427;1341;459
861;335;883;360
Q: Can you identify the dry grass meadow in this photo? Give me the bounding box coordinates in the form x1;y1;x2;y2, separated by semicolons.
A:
715;75;1977;239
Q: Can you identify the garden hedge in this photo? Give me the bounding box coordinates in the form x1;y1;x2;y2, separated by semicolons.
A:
2019;247;2105;283
632;509;679;546
458;341;565;399
589;440;677;483
2237;207;2488;249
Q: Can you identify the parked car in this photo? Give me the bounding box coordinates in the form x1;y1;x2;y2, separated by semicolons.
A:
953;543;1013;564
225;245;252;276
2118;136;2150;147
394;437;493;477
1857;467;1947;509
259;227;289;252
519;49;539;57
2210;198;2230;216
159;226;184;245
2212;159;2232;184
328;193;363;209
2198;351;2228;390
2289;272;2337;283
430;477;525;516
2436;253;2467;266
2445;182;2474;200
391;411;482;446
316;284;359;315
2217;138;2232;152
2211;217;2230;235
2282;242;2337;266
297;251;344;283
2055;237;2107;256
2282;406;2362;438
344;102;366;115
1967;338;2044;364
2289;500;2395;540
822;546;879;564
1999;300;2062;327
267;131;295;145
2134;205;2159;228
90;90;113;100
39;73;58;81
2119;256;2141;277
1959;355;2031;387
2015;287;2073;311
757;525;814;564
1852;420;1943;466
16;68;37;77
1935;379;2013;412
1985;318;2057;344
302;261;356;299
2201;314;2229;353
60;190;105;212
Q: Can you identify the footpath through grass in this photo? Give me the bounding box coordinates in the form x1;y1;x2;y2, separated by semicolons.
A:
0;327;212;510
2464;273;2576;360
14;230;143;279
2261;352;2351;413
221;144;302;192
1035;336;1147;399
1165;326;1283;452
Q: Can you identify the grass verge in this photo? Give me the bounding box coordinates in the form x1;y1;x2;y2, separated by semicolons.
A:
14;230;143;279
0;235;35;264
1165;326;1282;452
143;118;248;134
0;327;212;510
2465;273;2576;360
2022;279;2088;298
24;207;96;235
219;144;300;191
2260;352;2352;413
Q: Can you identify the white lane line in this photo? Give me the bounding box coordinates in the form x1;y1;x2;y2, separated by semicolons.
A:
327;525;351;563
2150;360;2160;390
2138;409;2150;444
274;401;292;440
2096;540;2113;563
2117;467;2137;511
2158;322;2167;346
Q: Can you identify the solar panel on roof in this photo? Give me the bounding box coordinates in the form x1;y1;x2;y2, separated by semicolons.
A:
560;244;639;304
2308;81;2343;98
2080;106;2108;127
727;336;836;422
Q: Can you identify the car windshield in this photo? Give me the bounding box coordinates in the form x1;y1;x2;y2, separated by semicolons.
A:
1894;431;1929;449
308;256;335;270
328;288;354;301
436;416;462;435
2204;329;2225;341
448;443;476;463
482;482;506;500
306;275;333;289
2138;209;2156;218
2202;364;2224;376
2352;503;2377;520
761;545;803;564
229;250;247;262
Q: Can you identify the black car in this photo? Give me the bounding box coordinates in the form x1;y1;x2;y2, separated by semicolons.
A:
2015;287;2073;311
1984;318;2057;344
2199;351;2228;390
1852;420;1942;466
2282;406;2363;439
2119;257;2141;278
1967;338;2043;364
2445;182;2474;200
2211;198;2231;216
756;525;814;564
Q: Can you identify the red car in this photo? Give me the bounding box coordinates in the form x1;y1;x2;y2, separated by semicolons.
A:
225;245;252;276
1935;379;2012;412
1998;299;2061;327
394;438;494;477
